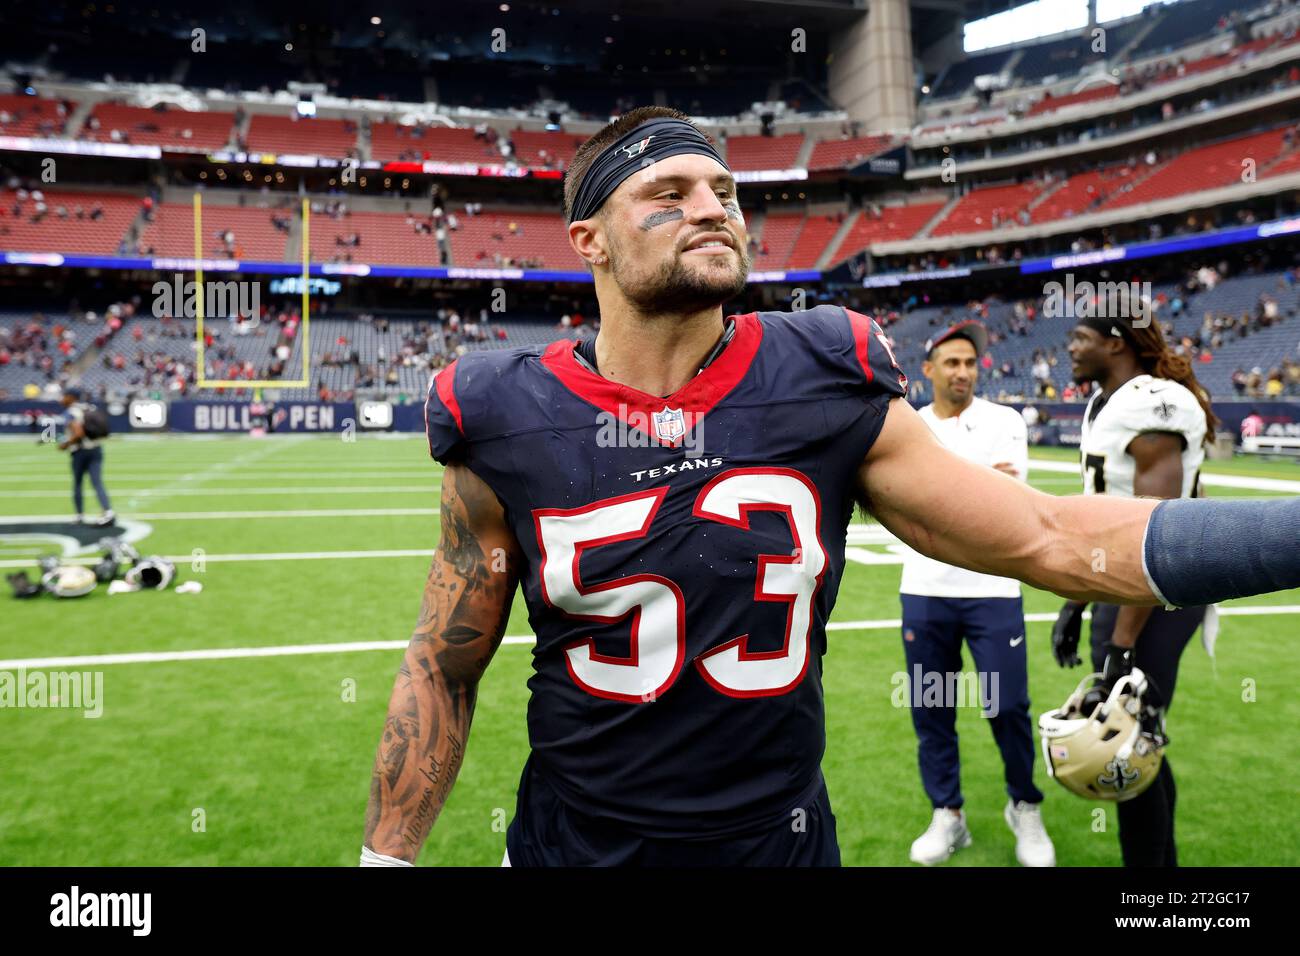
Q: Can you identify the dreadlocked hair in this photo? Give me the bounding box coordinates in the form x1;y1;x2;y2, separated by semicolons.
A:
1127;320;1219;444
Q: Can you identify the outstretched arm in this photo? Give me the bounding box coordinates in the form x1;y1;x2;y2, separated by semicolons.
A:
858;398;1162;604
362;461;521;863
1106;432;1187;645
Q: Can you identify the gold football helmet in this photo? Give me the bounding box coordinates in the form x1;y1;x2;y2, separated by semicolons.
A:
1038;668;1165;802
40;564;98;598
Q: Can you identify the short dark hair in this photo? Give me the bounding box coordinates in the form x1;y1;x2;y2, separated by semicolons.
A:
562;106;708;223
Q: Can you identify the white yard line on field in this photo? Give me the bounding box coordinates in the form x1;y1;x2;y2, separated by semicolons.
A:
5;508;439;521
0;548;437;568
2;605;1297;670
4;485;439;498
0;472;437;482
1028;458;1300;493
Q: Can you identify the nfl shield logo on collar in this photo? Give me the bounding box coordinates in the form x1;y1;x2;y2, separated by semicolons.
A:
652;406;687;444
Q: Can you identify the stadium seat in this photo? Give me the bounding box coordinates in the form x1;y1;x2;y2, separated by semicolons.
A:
140;203;291;261
245;114;359;159
807;135;895;172
0;95;73;139
930;183;1044;237
828;202;947;262
0;190;140;254
724;134;805;172
82;103;235;151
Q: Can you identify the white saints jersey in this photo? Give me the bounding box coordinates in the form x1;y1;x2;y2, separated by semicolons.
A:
899;396;1027;599
1079;374;1206;498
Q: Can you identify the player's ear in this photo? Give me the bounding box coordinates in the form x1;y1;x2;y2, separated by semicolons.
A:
568;216;607;269
921;358;934;379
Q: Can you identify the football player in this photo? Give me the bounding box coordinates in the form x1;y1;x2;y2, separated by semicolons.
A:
899;321;1054;867
1052;306;1216;867
361;107;1300;867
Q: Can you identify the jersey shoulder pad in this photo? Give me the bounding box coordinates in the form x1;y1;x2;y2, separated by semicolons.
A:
424;361;466;464
759;304;907;397
423;346;541;463
1110;375;1206;442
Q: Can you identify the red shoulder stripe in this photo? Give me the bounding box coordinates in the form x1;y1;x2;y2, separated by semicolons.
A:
844;308;876;384
433;360;464;434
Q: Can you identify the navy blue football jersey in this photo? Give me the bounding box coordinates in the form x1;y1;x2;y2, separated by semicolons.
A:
425;305;907;839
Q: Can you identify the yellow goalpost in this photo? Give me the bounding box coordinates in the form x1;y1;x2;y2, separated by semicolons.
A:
194;192;311;389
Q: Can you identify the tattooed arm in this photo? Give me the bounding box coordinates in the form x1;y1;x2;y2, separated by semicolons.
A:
362;461;521;863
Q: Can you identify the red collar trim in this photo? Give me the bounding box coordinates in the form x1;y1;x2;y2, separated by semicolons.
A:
540;313;762;447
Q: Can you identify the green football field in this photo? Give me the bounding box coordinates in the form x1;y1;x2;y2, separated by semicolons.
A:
1;434;1297;866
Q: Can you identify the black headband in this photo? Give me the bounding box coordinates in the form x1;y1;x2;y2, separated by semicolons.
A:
566;118;729;225
1078;315;1138;348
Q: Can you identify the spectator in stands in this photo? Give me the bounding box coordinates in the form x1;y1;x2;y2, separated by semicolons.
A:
1240;408;1264;445
1032;352;1052;398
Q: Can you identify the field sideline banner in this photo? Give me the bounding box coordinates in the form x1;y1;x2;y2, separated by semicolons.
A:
167;401;355;432
4;400;1295;436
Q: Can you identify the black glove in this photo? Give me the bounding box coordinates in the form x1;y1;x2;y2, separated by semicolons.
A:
1051;600;1086;668
92;553;120;583
1081;642;1134;716
7;571;43;598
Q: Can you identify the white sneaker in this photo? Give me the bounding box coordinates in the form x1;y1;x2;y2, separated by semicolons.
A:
94;510;116;527
909;808;972;865
1004;800;1056;867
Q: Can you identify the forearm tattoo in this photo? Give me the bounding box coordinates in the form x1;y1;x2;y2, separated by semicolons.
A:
363;463;520;860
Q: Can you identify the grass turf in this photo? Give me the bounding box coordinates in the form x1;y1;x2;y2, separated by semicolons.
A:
0;434;1296;866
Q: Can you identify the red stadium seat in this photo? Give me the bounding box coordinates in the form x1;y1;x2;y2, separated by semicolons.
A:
828;202;947;261
724;134;805;172
1030;168;1137;223
753;211;805;268
309;211;444;267
929;182;1043;236
0;190;139;253
1025;85;1118;118
245;114;359;159
1099;129;1287;210
787;214;845;269
82;103;235;151
447;210;584;269
140;203;290;261
370;123;498;165
508;130;586;170
0;95;73;139
807;135;894;172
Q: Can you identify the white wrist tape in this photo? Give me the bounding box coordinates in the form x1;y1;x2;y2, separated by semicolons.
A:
360;845;414;867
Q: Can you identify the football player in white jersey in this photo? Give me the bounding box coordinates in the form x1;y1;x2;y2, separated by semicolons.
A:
899;322;1056;867
1055;308;1216;867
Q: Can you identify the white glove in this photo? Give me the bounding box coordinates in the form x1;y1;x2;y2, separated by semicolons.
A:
1202;603;1220;661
